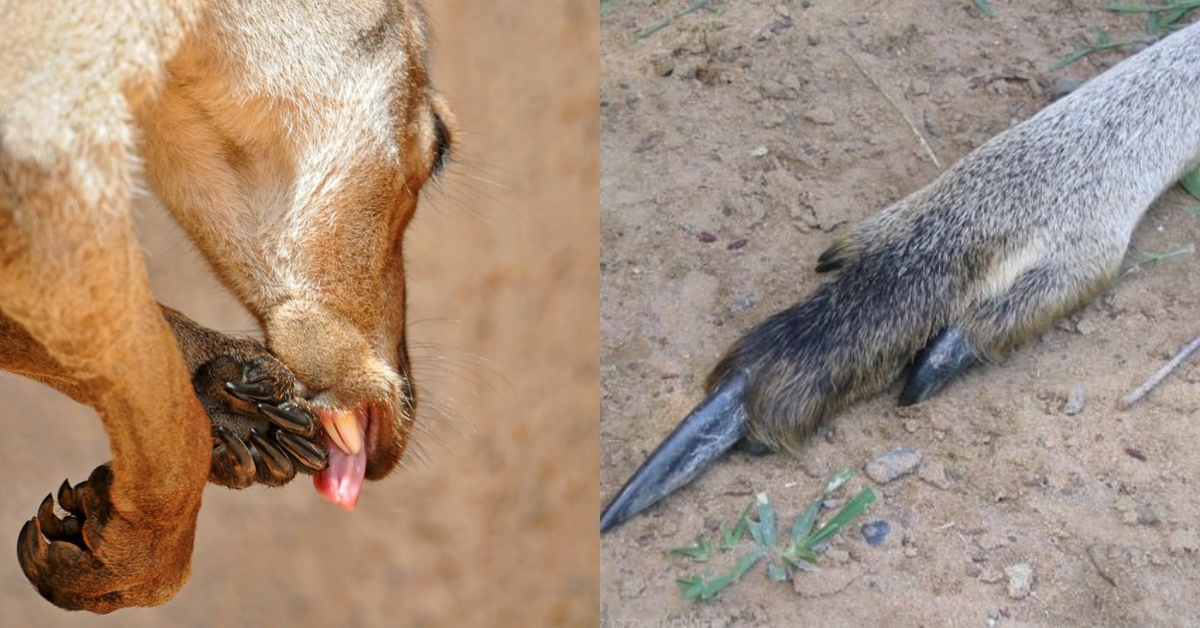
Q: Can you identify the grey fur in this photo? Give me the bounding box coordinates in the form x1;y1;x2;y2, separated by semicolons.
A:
710;22;1200;452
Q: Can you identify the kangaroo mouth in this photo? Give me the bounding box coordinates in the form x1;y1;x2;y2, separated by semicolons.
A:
312;403;380;510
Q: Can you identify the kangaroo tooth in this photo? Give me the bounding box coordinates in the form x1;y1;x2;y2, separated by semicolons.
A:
321;416;349;453
320;409;362;455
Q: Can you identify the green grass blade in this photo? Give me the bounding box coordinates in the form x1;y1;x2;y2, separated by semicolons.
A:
600;0;616;20
796;486;877;549
1103;1;1200;12
1103;2;1158;11
1162;6;1197;25
1180;166;1200;201
1053;36;1147;70
631;16;671;42
767;561;788;582
785;545;822;565
824;468;855;494
719;506;751;551
699;548;767;600
789;498;823;545
973;0;996;17
666;535;712;561
676;574;707;602
749;493;777;549
630;0;712;42
1137;244;1194;264
791;469;856;543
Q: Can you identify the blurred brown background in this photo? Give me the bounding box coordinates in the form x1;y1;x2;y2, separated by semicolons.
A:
0;0;597;626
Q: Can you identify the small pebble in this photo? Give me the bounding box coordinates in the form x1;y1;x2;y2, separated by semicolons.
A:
1062;388;1085;415
1051;76;1087;100
1135;504;1160;526
1170;528;1199;556
619;578;646;599
860;520;890;547
1005;563;1034;600
697;231;718;243
978;567;1003;584
919;460;951;490
750;146;769;157
976;532;1008;551
826;547;850;563
733;293;757;311
864;447;923;483
802;106;835;126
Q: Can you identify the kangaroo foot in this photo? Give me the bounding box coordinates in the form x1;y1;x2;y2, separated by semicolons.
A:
17;465;195;613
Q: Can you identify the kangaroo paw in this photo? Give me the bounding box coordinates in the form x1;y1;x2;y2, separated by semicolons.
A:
17;464;195;613
193;352;327;488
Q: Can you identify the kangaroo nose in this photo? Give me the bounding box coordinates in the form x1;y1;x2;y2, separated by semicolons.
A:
263;299;369;392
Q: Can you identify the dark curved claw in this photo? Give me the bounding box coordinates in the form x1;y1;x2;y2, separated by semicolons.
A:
248;428;296;482
224;380;277;403
214;425;256;487
274;430;328;472
36;495;63;539
17;518;48;571
899;326;978;407
258;401;317;436
57;479;80;517
600;373;749;533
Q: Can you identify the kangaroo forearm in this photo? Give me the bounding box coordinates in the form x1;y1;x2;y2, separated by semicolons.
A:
0;305;244;402
160;305;259;372
0;310;92;404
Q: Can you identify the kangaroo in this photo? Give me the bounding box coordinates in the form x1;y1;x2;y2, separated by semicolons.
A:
0;0;452;613
601;20;1200;531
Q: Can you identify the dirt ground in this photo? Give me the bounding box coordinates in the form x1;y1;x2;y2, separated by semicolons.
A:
602;2;1200;626
0;1;596;626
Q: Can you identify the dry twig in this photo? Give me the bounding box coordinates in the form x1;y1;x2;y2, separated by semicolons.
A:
1121;330;1200;409
840;48;942;170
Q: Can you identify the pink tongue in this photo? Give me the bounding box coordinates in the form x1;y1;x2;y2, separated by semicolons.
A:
313;418;367;510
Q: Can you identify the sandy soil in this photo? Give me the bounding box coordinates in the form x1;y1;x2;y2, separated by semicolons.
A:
602;2;1200;626
0;1;597;626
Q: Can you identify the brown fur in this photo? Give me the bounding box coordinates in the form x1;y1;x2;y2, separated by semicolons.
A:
0;0;451;612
